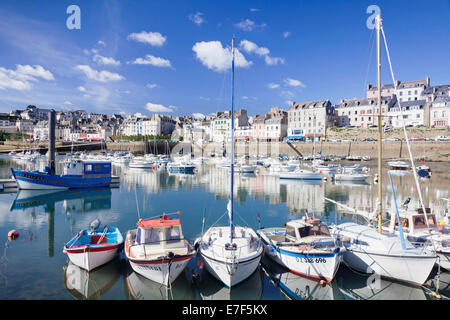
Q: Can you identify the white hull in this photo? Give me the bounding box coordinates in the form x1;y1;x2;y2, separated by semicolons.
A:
279;171;322;180
201;251;262;288
128;257;192;286
334;173;370;181
263;244;342;282
197;226;263;287
64;246;120;271
341;249;436;285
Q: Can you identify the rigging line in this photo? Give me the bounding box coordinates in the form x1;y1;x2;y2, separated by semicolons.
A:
380;25;435;238
363;28;376;93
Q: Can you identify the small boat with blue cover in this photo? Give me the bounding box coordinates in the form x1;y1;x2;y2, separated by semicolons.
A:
63;220;124;271
11;159;112;190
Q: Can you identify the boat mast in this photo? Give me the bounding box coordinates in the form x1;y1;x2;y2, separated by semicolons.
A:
376;14;383;233
229;37;236;243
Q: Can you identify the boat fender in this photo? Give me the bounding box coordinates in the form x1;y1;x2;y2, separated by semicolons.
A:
334;247;340;253
319;280;326;287
167;251;175;260
8;230;19;240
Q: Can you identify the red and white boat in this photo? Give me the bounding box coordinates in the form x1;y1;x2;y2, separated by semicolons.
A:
124;213;195;286
63;222;124;271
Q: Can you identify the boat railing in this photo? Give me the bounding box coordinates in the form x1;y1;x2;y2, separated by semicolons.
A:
127;236;192;259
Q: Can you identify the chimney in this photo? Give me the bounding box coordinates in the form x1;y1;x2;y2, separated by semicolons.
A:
426;76;430;87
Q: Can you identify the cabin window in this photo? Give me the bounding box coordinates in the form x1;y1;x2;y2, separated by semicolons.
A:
140;228;161;244
165;226;181;243
298;224;331;238
86;165;92;171
95;164;102;171
286;226;296;239
413;215;436;229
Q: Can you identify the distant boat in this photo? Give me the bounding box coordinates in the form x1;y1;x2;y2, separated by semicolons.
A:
279;169;322;180
334;172;370;182
388;161;409;170
63;223;124;271
128;160;155;169
124;214;195;286
416;165;431;178
11;159;113;190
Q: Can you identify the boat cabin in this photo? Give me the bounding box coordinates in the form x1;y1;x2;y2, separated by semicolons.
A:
285;218;332;243
63;160;111;177
135;215;185;250
390;207;438;234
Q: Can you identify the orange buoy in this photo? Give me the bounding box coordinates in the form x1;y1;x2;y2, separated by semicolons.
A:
8;230;19;240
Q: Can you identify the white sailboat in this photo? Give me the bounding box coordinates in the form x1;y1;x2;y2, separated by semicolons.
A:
328;14;436;286
194;37;263;288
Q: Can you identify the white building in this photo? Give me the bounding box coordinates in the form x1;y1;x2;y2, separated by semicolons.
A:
387;99;426;128
336;97;395;128
288;100;334;138
430;96;450;128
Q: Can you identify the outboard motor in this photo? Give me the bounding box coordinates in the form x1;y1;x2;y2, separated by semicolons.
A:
89;219;101;234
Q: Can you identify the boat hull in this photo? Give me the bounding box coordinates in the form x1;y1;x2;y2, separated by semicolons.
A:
11;168;111;190
127;254;194;286
279;172;322;180
200;250;262;288
64;243;122;271
341;249;436;285
259;233;342;282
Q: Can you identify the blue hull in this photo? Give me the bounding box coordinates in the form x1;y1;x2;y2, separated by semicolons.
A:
11;168;112;190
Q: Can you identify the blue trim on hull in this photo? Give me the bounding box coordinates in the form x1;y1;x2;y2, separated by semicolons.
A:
261;237;341;259
11;168;111;189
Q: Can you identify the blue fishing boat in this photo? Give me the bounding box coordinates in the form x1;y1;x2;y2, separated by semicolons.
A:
11;159;112;190
63;220;124;271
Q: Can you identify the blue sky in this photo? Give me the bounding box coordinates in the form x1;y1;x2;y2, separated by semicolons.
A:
0;0;448;118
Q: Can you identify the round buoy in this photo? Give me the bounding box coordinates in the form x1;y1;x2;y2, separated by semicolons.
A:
8;230;19;240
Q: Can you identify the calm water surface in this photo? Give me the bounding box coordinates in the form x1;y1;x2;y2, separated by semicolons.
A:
0;157;449;300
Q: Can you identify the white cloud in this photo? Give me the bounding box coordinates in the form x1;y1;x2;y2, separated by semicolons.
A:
283;31;291;38
127;31;167;47
239;40;285;66
281;90;294;98
284;78;306;88
239;40;269;56
285;100;294;106
78;86;87;92
234;19;266;31
264;55;285;66
91;48;99;54
193;113;205;119
64;100;72;105
146;83;159;89
0;64;54;91
145;102;175;113
249;8;261;12
129;55;172;68
188;12;204;26
267;83;280;89
97;40;106;46
93;54;121;66
192;41;252;73
75;65;124;82
242;96;249;100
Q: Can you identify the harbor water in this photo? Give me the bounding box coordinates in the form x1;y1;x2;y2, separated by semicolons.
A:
0;157;448;300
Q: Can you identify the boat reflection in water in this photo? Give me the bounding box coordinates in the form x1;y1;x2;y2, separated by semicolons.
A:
261;256;344;300
336;264;428;300
10;188;112;213
124;264;195;300
195;261;264;300
63;258;121;300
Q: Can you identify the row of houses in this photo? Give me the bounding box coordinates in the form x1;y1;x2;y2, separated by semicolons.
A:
183;77;450;142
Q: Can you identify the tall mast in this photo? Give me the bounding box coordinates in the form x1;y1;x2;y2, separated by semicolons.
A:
376;14;383;233
229;37;235;243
